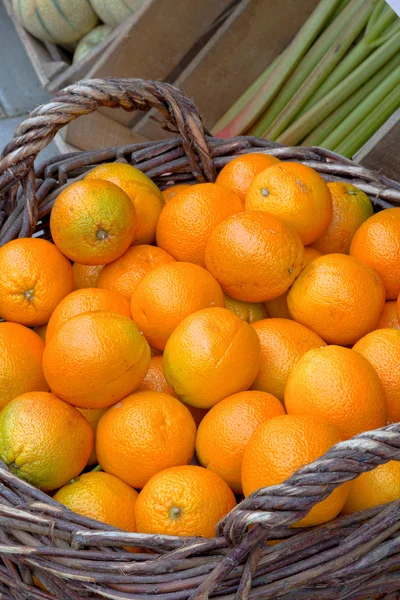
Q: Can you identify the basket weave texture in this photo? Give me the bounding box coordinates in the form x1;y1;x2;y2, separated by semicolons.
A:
0;78;399;600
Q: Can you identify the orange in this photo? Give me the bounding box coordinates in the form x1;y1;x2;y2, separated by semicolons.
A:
284;345;387;439
0;238;73;326
33;323;48;341
96;390;196;489
264;247;321;319
264;290;291;320
223;294;267;324
311;182;373;254
251;319;326;401
287;254;385;345
377;301;400;329
0;322;48;410
353;328;400;423
205;211;304;302
97;245;175;300
245;162;332;245
241;414;349;526
350;208;400;299
85;163;164;245
162;184;191;202
138;355;207;426
77;408;107;466
264;247;321;320
0;391;93;491
342;461;400;514
196;390;285;493
46;287;131;341
130;262;224;350
43;311;150;409
156;183;243;267
50;179;137;265
163;307;260;409
216;153;280;202
135;465;236;538
53;471;138;532
73;263;104;289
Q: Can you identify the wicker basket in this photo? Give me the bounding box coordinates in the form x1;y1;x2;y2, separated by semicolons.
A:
0;78;399;600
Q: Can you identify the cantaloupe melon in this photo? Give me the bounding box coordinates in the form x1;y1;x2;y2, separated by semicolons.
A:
73;24;112;63
90;0;145;27
12;0;98;45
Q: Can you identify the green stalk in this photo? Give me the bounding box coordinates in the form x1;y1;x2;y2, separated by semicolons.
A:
300;3;398;113
327;0;352;24
335;82;400;157
320;65;400;150
263;0;378;141
275;29;400;145
365;0;387;34
248;0;364;137
302;53;400;146
212;0;343;138
211;53;282;136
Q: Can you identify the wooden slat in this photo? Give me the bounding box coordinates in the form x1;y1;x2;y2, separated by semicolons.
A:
65;111;148;152
355;109;400;181
87;0;233;126
134;0;319;140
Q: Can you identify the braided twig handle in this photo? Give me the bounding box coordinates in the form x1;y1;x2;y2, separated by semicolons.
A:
0;78;215;193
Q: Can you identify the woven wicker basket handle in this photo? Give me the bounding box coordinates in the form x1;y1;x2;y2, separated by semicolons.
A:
0;78;215;193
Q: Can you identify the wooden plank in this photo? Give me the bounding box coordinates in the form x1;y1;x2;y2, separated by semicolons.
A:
134;0;319;140
354;109;400;181
64;111;148;152
87;0;233;127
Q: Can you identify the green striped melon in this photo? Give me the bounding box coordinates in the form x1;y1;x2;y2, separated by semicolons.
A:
12;0;99;44
73;24;112;63
89;0;145;27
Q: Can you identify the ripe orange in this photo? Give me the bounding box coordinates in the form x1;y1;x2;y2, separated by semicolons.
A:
287;254;385;345
54;472;138;532
156;183;243;267
377;301;400;329
264;247;321;319
284;345;387;439
342;461;400;514
0;322;48;410
77;407;107;466
0;238;73;326
0;392;93;491
223;294;267;324
245;162;332;245
33;323;48;342
311;182;373;254
46;288;131;341
130;262;224;350
135;465;236;538
163;307;260;409
196;390;285;493
96;390;196;489
216;153;280;202
97;245;175;300
251;318;326;401
350;208;400;299
73;263;104;289
162;184;191;202
205;211;304;302
85;163;164;245
50;179;137;265
138;355;208;426
353;328;400;423
43;311;150;409
242;414;349;526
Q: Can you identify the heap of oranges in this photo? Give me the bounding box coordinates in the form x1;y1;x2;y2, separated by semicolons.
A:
0;153;399;545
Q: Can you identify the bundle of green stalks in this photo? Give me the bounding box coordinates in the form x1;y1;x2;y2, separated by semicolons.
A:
213;0;400;158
